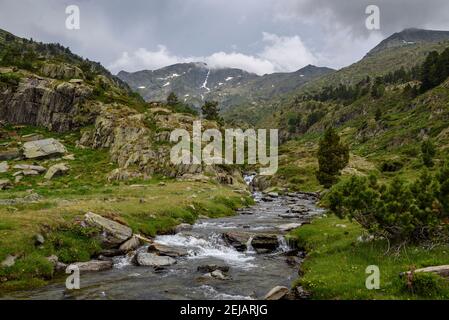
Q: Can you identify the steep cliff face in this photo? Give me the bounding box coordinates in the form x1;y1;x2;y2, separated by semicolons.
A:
0;72;95;132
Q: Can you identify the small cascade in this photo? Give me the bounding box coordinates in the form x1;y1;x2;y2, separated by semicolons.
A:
246;236;255;254
244;173;256;185
277;235;290;252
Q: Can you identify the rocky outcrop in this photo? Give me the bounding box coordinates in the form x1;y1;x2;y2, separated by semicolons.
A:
0;77;94;132
84;212;133;248
40;63;84;80
79;105;247;186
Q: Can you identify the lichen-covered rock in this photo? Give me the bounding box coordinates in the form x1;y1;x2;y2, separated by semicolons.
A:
23;138;66;159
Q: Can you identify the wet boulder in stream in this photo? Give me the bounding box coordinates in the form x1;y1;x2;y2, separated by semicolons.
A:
134;252;176;267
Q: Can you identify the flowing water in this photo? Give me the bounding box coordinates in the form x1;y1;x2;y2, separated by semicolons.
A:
7;184;323;300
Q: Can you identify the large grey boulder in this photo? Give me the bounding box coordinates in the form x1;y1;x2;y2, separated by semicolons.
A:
23;138;66;159
44;163;69;180
84;212;133;248
134;252;176;267
148;243;188;258
69;260;113;272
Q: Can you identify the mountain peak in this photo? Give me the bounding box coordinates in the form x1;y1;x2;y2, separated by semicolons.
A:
368;28;449;56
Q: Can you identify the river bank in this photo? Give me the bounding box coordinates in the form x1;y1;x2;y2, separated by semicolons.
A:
2;190;323;300
289;215;449;299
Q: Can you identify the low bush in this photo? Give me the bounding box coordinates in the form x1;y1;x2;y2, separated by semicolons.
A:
327;162;449;244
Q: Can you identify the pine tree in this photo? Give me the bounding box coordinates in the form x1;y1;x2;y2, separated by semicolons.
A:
201;100;221;122
167;92;179;106
422;139;436;168
316;127;349;188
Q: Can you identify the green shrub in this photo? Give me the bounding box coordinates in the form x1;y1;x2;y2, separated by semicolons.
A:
0;72;21;87
327;165;449;244
380;160;403;172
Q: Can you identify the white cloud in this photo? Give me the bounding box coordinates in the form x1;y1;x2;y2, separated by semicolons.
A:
204;52;275;74
259;32;317;72
109;32;318;75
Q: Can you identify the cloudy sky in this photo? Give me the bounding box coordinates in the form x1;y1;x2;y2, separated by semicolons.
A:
1;0;449;75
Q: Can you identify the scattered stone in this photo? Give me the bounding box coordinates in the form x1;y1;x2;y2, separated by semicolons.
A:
278;223;302;232
211;270;231;280
70;260;113;272
0;161;9;173
404;265;449;278
1;255;17;268
251;234;279;253
98;249;124;257
0;149;21;161
44;163;69;180
174;223;193;234
21;133;44;142
119;235;141;253
84;212;133;248
335;224;347;228
290;206;309;214
22;169;40;176
13;164;46;173
264;286;290;300
134;252;176;267
62;154;75;161
148;243;188;257
222;232;250;252
0;179;12;190
34;234;45;246
14;175;23;183
23;138;67;159
46;255;67;273
197;264;230;273
268;192;279;198
278;213;300;219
